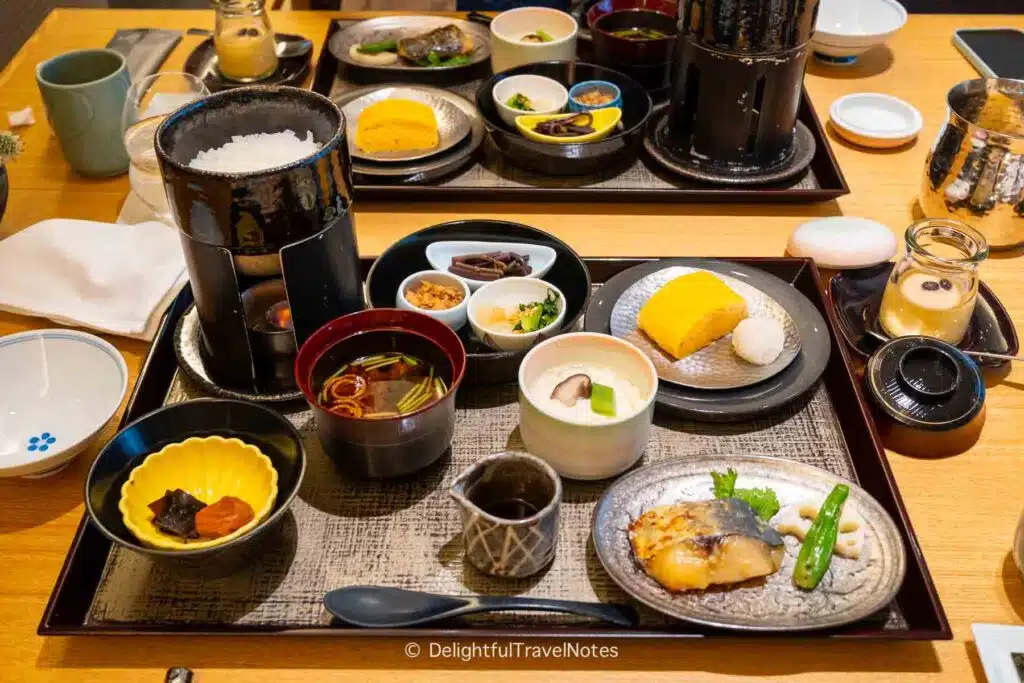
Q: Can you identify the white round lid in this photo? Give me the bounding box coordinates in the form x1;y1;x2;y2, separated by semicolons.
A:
829;93;922;146
787;216;898;269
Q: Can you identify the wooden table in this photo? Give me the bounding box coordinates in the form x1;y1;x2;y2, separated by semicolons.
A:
2;9;1023;682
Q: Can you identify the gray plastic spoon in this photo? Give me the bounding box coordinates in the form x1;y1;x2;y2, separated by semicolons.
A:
324;586;637;628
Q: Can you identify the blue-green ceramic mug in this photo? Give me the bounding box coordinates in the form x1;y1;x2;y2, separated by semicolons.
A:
36;48;131;177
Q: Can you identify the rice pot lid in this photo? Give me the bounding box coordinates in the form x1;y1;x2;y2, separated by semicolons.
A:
866;336;985;431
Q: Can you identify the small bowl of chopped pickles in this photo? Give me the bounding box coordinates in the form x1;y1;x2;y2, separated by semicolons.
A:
467;277;567;352
492;74;568;128
568;80;622;113
396;270;471;332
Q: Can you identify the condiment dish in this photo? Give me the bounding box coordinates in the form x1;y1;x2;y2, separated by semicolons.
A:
829;93;922;149
0;329;127;479
515;107;622;144
396;270;470;331
467;277;567;352
425;240;558;291
492;74;568;128
811;0;907;65
568;81;623;113
489;7;578;73
119;435;278;551
84;398;306;571
518;332;657;480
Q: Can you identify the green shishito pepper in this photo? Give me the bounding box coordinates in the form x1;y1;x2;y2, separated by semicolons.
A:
792;483;850;590
357;39;397;54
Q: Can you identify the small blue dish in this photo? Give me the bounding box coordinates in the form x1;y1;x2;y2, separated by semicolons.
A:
568;80;622;113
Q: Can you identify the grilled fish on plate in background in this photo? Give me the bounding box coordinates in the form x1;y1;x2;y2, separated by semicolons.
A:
398;25;474;62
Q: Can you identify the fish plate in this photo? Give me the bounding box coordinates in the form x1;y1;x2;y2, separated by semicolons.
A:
328;16;491;76
609;265;802;390
592;454;907;632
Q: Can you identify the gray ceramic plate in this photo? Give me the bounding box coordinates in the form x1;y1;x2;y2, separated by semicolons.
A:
592;455;907;632
610;266;801;390
173;305;302;403
583;259;831;422
328;16;491;74
343;86;472;162
334;85;485;183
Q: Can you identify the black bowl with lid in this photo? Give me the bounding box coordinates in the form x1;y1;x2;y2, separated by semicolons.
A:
865;336;986;457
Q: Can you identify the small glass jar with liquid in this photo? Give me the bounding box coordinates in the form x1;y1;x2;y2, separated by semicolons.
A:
213;0;278;82
879;218;989;344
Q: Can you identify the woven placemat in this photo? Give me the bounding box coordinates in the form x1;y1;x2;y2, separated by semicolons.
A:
324;20;822;193
86;369;904;630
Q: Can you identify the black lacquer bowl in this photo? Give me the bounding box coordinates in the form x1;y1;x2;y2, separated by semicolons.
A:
84;399;306;573
155;85;354;250
366;220;592;384
476;61;652;176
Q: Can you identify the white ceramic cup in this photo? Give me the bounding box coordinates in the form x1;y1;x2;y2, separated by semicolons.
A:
467;277;566;352
490;8;579;74
492;74;569;128
396;270;470;331
518;332;658;480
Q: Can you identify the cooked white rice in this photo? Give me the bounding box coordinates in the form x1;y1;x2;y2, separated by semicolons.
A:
188;130;320;173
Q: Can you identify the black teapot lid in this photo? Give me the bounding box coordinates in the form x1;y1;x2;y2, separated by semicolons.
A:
866;336;985;431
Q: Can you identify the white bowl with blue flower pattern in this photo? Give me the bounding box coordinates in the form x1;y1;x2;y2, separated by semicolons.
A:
0;329;127;478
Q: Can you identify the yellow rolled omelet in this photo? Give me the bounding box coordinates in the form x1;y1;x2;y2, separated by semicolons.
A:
638;272;747;359
355;98;439;153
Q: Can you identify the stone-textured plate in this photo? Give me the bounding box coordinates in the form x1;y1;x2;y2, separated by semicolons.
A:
610;266;801;390
342;86;472;162
592;454;907;632
328;16;491;74
644;112;816;185
173;305;302;403
334;85;485;184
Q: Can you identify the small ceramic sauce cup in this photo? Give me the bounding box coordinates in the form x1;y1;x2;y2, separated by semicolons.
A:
518;332;658;480
467;277;567;352
396;270;470;331
490;8;578;74
450;451;562;578
568;81;623;113
492;74;568;128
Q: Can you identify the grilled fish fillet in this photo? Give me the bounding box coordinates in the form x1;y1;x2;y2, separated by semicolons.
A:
629;499;784;592
397;25;473;62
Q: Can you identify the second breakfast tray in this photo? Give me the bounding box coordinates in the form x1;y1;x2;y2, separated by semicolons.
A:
40;258;948;640
310;19;850;204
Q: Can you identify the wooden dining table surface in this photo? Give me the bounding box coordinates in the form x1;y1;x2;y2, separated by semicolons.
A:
2;8;1024;682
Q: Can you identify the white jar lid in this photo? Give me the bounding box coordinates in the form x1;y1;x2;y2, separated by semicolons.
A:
829;93;922;149
788;216;898;269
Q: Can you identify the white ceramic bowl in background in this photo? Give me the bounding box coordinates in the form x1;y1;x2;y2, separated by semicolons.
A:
492;75;569;128
829;92;922;149
811;0;907;65
518;332;658;480
0;329;128;478
490;8;578;74
467;277;566;352
396;270;471;331
425;240;558;292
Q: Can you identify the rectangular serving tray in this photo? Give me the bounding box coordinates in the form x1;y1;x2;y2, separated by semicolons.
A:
310;19;850;204
39;257;949;640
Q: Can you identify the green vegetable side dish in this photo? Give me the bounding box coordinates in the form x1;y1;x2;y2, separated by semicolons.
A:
590;382;616;417
506;93;535;112
357;39;398;54
792;484;850;591
710;468;781;521
513;290;560;333
416;53;472;67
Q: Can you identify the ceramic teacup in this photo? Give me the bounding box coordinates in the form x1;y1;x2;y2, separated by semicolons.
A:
36;48;131;177
450;451;562;578
490;8;578;74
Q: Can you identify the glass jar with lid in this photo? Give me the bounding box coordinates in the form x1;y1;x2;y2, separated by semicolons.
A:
878;218;989;344
213;0;278;83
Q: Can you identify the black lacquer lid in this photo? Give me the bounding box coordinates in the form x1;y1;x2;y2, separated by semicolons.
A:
866;336;985;431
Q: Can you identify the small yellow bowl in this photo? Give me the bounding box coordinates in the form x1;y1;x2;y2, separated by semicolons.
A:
119;436;278;551
514;107;622;145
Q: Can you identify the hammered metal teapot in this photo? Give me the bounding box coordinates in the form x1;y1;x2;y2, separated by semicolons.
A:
921;78;1024;250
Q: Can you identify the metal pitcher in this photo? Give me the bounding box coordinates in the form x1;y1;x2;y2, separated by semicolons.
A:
921;78;1024;250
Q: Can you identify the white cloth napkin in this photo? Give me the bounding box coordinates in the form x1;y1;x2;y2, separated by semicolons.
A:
0;218;187;340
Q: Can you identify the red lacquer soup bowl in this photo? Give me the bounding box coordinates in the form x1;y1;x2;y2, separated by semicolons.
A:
295;308;467;478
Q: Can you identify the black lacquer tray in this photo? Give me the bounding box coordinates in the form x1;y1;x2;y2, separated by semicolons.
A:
40;258;947;640
310;18;850;203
